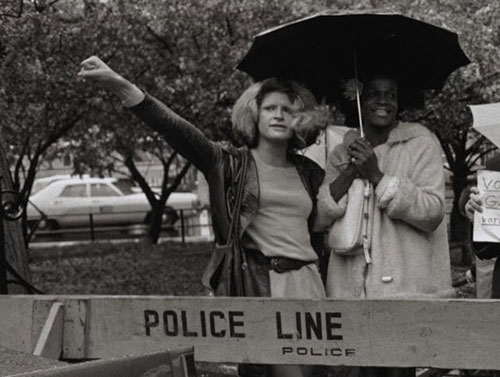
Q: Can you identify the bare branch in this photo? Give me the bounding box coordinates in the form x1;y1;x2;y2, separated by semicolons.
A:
465;136;486;157
225;16;235;45
467;147;498;168
38;109;86;153
145;24;174;55
20;154;42;205
435;131;456;170
13;138;29;191
166;160;192;195
191;33;202;55
123;154;157;205
165;150;178;169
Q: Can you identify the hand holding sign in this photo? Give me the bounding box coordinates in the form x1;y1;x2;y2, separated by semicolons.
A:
465;186;482;222
473;170;500;242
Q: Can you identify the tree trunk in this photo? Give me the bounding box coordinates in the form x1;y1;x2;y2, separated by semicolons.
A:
450;158;472;265
147;206;164;244
0;145;33;293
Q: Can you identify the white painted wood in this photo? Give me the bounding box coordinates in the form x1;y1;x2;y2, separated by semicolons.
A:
2;295;500;370
61;298;89;359
31;299;57;353
33;302;64;359
0;297;34;352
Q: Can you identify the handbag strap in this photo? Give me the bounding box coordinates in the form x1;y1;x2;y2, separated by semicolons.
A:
224;149;248;296
361;179;373;264
226;149;248;241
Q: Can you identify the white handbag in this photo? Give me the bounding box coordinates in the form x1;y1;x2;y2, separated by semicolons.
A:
327;178;374;264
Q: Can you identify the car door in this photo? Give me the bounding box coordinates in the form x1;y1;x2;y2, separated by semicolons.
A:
54;183;91;227
89;182;126;225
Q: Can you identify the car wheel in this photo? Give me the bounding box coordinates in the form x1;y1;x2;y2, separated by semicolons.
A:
27;220;39;232
144;208;179;225
162;207;179;225
37;219;59;231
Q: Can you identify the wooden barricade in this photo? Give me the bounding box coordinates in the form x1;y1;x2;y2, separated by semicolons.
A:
1;295;499;372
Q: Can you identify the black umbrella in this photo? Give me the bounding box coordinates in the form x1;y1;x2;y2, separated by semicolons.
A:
237;9;470;105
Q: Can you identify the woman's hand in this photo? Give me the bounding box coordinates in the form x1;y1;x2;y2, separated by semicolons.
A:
78;56;144;106
347;138;383;186
329;163;359;202
78;56;123;88
465;186;483;222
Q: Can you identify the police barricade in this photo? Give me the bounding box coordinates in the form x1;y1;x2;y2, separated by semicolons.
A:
1;295;499;374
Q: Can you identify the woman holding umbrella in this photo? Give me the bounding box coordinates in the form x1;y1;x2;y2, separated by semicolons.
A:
78;56;327;377
314;73;452;377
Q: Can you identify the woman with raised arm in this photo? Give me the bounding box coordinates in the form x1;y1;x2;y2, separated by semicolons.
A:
79;56;327;377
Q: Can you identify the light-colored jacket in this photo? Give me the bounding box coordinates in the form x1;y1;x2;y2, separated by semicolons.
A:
316;122;452;298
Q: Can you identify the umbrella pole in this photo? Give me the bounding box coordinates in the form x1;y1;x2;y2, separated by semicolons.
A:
321;96;329;166
352;49;364;137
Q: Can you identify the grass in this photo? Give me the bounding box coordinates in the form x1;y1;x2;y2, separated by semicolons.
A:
29;241;213;295
29;240;475;297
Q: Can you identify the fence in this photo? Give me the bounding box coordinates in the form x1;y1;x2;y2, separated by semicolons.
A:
29;207;213;245
1;295;500;374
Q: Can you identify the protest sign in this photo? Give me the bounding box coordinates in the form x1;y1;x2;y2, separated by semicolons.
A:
474;170;500;242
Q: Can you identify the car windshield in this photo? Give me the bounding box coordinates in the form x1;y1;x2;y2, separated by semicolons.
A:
31;181;52;195
113;180;137;195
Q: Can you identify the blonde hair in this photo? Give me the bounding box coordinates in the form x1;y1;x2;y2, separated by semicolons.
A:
231;78;327;150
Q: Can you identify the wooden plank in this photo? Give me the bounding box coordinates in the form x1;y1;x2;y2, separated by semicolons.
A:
33;302;64;359
12;349;190;377
0;297;34;352
3;295;500;370
61;298;89;359
168;346;196;377
31;299;57;353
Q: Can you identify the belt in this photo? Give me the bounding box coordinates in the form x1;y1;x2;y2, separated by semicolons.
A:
246;249;314;274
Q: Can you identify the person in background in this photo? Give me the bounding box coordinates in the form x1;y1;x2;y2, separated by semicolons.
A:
78;56;328;377
462;154;500;300
315;73;452;377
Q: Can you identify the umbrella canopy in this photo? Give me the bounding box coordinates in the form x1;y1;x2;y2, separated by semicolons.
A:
237;10;470;101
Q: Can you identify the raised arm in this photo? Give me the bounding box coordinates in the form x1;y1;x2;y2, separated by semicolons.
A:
78;56;218;174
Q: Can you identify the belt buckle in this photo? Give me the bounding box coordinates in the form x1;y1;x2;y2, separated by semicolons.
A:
271;258;284;273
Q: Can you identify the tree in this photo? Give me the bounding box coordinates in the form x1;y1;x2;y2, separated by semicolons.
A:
0;0;63;292
0;1;112;243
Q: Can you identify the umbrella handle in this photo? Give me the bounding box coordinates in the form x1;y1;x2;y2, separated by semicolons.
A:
352;49;364;137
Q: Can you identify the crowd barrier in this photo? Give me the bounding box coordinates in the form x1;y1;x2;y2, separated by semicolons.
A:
1;295;499;376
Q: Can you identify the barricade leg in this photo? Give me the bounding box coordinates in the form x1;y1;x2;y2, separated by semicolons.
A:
168;346;197;377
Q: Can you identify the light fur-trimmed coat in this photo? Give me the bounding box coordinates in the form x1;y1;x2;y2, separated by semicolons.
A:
315;122;452;298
